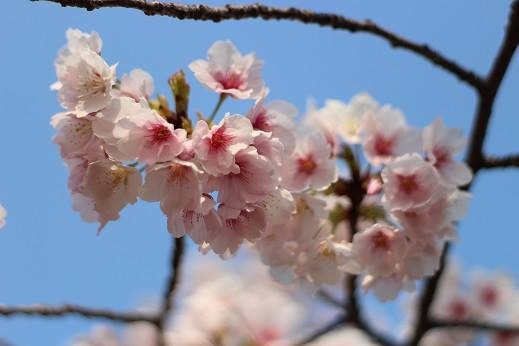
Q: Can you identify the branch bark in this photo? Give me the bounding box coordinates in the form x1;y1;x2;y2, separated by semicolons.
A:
0;304;157;323
482;154;519;169
408;2;519;345
32;0;484;90
155;237;185;345
431;319;519;335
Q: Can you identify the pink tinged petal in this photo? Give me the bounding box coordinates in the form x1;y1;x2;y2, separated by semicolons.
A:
51;112;95;159
0;204;6;229
210;207;266;255
83;160;141;232
118;68;154;101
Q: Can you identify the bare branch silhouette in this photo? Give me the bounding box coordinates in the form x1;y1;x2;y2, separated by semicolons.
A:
482;154;519;169
0;304;157;323
409;2;519;345
31;0;484;90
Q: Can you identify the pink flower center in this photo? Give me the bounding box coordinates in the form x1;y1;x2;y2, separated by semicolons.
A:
215;71;245;90
372;230;391;250
432;148;450;168
448;299;468;319
374;134;395;156
147;123;172;145
480;286;498;307
397;174;419;195
210;127;234;152
297;155;317;175
252;110;272;132
257;327;281;344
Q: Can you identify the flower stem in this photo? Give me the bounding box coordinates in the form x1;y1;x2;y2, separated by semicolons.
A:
207;94;228;123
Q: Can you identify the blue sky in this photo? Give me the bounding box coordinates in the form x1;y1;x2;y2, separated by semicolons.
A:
0;1;518;345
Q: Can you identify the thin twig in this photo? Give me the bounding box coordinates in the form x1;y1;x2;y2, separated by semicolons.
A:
0;304;157;323
482;154;519;169
32;0;484;89
156;237;185;345
408;2;519;345
431;319;519;335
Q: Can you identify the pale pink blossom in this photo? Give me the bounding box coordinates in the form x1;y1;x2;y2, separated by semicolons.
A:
258;188;295;232
140;160;202;217
82;160;141;231
382;153;449;211
168;200;221;245
281;133;337;192
247;96;297;153
0;204;6;229
423;118;472;186
110;105;186;164
59;28;102;58
192;115;253;176
208;146;278;210
304;100;339;155
362;273;414;302
189;41;265;99
337;93;379;144
51;112;96;159
351;223;407;277
400;237;443;280
209;206;267;255
470;271;513;316
53;47;116;117
252;130;285;167
116;68;154;101
362;106;421;165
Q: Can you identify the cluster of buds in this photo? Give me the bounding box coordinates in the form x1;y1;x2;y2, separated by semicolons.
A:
51;29;472;300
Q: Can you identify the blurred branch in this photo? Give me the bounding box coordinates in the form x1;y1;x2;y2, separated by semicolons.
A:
482;154;519;169
32;0;484;89
155;237;185;346
408;2;519;346
0;304;157;323
431;319;519;334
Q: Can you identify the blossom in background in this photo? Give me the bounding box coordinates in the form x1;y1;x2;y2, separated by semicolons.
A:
0;204;6;229
189;40;265;99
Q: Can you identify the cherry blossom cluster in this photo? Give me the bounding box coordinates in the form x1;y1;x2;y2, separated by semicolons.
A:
418;265;519;346
68;259;376;346
50;29;473;301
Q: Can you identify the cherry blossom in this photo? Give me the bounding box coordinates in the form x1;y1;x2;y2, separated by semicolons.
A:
207;146;278;210
351;223;407;277
247;96;298;153
423;118;472;186
116;68;154;101
189;40;265;99
53;38;116;117
192;115;253;176
0;204;6;229
82;160;141;231
140;160;202;217
51;112;97;159
362;105;421;165
281;133;337;192
381;153;449;211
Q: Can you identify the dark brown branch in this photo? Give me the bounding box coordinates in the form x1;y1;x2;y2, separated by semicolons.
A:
408;2;519;346
482;154;519;169
155;237;185;345
431;319;519;335
32;0;484;90
0;304;157;323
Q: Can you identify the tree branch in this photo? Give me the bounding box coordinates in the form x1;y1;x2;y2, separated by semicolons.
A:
482;154;519;169
431;319;519;335
0;304;157;323
155;237;185;345
32;0;484;90
408;2;519;345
